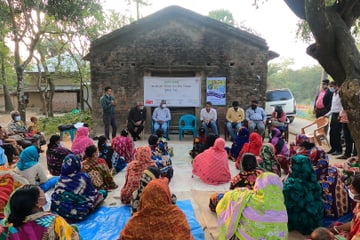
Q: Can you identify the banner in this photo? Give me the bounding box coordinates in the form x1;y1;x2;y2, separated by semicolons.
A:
144;77;201;107
206;77;226;106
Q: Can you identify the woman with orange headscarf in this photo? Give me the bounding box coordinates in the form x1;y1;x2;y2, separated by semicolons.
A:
119;178;194;240
235;132;262;169
120;146;156;204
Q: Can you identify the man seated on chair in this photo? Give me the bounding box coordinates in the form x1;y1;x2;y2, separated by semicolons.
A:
245;100;266;137
225;101;244;141
152;99;171;137
127;101;146;141
200;101;218;137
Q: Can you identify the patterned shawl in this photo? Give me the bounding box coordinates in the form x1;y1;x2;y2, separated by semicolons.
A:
51;154;102;222
283;154;324;235
0;174;14;219
71;127;93;157
46;145;73;176
81;156;118;190
6;212;79;240
119;178;194;240
235;132;262;169
111;135;135;163
229;127;250;160
192;138;231;185
120;146;156;204
259;143;281;176
216;172;288;239
17;145;39;171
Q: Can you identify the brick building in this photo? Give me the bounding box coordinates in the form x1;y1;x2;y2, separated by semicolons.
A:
85;5;278;136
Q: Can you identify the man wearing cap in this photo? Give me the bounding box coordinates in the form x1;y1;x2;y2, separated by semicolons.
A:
313;79;333;118
152;100;171;137
127;101;146;141
245;100;267;136
225;101;245;141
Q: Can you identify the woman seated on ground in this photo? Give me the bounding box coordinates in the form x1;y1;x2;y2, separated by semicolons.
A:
27;116;46;148
120;146;156;204
81;145;118;190
0;126;22;163
4;184;79;239
270;105;287;132
189;127;207;159
192;137;231;185
289;134;312;157
328;174;360;239
258;143;281;176
98;135;127;174
112;129;136;163
310;147;351;218
51;154;107;223
119;178;194;240
216;172;288;240
46;134;73;176
14;145;57;192
283;154;324;235
209;153;263;212
235;132;262;169
226;126;250;162
148;135;174;181
71;126;93;160
270;127;290;174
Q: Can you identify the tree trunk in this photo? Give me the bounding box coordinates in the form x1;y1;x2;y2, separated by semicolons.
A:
1;58;14;112
16;66;26;122
48;78;54;117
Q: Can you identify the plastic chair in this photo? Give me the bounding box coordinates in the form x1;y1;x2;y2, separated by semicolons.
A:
301;116;329;146
151;120;170;140
178;114;197;140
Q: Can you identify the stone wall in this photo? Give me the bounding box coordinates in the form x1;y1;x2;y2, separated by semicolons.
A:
89;15;268;136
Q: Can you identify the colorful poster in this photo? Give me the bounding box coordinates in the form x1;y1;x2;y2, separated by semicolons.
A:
206;77;226;105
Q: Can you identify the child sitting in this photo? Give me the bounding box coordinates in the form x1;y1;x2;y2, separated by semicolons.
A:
27;116;46;147
189;127;206;159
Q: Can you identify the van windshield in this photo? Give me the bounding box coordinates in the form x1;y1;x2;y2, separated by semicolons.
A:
266;90;292;101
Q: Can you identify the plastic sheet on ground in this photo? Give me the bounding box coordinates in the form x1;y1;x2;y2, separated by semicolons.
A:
76;199;204;240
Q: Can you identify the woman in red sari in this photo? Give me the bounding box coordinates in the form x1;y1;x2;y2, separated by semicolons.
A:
235;132;262;169
192;138;230;185
119;178;193;240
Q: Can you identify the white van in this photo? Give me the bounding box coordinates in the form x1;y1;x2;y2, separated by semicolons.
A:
265;88;296;123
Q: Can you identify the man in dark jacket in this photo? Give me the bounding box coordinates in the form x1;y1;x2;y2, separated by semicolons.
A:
127;101;146;141
100;86;117;139
313;79;333;118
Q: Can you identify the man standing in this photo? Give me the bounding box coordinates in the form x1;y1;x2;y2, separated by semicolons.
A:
245;100;266;136
225;101;244;141
127;101;146;141
152;100;171;136
314;79;333;118
200;101;218;136
100;86;117;139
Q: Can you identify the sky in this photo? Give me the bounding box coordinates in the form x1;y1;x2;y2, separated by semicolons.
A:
103;0;319;69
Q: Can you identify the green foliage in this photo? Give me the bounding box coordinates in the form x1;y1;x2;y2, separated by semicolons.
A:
208;9;235;26
267;58;322;105
38;111;92;136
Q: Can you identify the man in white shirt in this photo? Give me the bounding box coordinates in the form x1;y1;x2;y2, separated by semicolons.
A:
200;101;218;136
152;100;171;136
325;81;342;155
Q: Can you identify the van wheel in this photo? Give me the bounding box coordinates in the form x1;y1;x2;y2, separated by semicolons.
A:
288;117;295;124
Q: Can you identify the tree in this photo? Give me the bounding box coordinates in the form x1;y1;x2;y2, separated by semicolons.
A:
208;9;235;26
271;0;360;156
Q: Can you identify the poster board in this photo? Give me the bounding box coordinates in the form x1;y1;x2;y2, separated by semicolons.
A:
206;77;226;106
144;77;201;107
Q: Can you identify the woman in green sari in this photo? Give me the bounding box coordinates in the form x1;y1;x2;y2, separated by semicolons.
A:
216;172;288;240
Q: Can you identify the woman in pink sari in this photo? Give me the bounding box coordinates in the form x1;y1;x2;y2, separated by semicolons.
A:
112;129;136;163
192;138;230;185
71;127;93;159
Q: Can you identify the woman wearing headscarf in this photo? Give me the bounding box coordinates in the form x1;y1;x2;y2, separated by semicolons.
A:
227;127;250;162
270;105;287;132
112;129;136;163
235;132;262;169
120;146;156;204
81;145;118;190
258;143;281;176
51;154;106;222
46;134;73;176
98;135;127;174
283;154;324;235
270;127;290;174
192;138;231;185
14;145;57;191
71;127;93;160
5;184;79;239
216;172;288;240
119;178;194;240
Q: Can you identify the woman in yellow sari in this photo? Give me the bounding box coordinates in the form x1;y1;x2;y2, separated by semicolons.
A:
216;172;288;240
